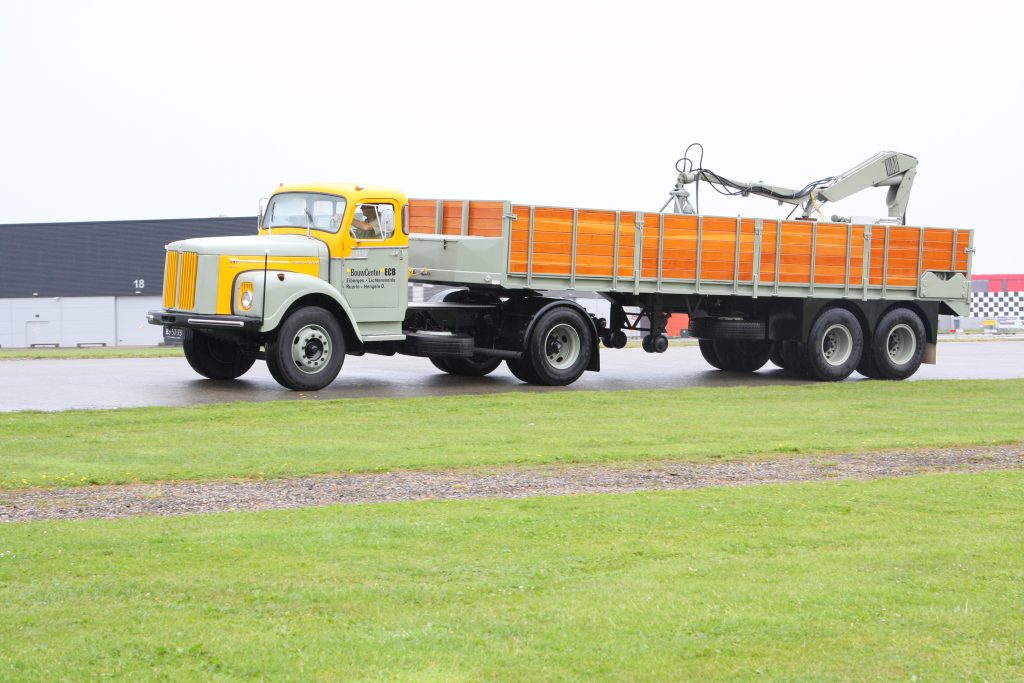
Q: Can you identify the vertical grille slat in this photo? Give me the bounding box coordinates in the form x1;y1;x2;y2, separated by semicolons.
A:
163;251;179;308
179;251;198;309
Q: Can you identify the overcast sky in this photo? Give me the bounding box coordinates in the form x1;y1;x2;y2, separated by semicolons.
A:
1;0;1021;272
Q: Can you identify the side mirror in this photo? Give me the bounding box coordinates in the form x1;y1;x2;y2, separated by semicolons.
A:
258;198;269;231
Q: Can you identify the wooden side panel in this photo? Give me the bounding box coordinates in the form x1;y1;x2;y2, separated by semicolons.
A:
508;204;531;274
467;201;504;237
699;217;738;281
777;221;812;284
618;214;635;278
574;210;616;277
922;228;955;273
640;213;662;278
737;219;756;281
885;226;920;287
517;207;573;275
408;199;438;234
847;226;866;287
440;202;462;235
868;229;885;286
811;223;849;285
662;214;699;280
758;220;780;283
955;230;971;271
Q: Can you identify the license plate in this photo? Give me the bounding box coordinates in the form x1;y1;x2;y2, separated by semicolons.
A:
164;326;185;341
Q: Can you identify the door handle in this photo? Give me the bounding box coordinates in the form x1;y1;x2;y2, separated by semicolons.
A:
392;250;404;260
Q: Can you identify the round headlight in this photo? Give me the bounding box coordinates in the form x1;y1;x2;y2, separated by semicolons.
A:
240;290;254;310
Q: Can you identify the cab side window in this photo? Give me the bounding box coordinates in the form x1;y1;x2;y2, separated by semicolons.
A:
350;203;396;241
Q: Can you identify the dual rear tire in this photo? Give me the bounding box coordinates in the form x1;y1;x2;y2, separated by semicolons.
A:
697;305;926;382
857;308;926;380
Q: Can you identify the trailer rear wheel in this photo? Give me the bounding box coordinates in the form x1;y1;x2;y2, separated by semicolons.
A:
866;308;925;380
265;306;345;391
182;329;255;380
434;355;502;377
768;341;788;370
797;307;863;381
713;339;770;372
429;358;454;373
525;307;593;386
698;339;726;370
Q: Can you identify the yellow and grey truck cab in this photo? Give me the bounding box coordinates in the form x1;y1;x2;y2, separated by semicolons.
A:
149;152;973;390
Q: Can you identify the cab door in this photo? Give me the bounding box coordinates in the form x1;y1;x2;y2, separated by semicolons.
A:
341;201;408;323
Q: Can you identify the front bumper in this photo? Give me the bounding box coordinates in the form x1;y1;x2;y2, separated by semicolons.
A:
147;310;263;332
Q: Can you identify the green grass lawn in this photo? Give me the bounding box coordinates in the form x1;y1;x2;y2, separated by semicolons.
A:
2;379;1023;489
0;346;183;360
1;471;1021;680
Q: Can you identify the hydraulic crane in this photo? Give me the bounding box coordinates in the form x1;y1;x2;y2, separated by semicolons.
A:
661;146;918;224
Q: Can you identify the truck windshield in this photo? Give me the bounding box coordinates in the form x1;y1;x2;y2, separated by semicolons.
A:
264;192;348;233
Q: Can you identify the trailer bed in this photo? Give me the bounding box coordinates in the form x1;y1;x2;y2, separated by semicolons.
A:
407;199;972;314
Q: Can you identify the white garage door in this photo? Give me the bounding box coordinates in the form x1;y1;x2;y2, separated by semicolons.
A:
116;296;163;346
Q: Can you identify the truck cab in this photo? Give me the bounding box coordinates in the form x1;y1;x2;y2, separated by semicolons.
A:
149;184;413;389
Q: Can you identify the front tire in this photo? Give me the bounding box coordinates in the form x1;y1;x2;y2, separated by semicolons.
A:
265;306;345;391
525;307;593;386
182;329;255;380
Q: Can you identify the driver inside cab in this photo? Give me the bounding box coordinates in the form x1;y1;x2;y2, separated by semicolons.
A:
351;205;380;239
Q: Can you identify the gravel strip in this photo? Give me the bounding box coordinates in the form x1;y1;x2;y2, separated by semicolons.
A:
2;445;1022;523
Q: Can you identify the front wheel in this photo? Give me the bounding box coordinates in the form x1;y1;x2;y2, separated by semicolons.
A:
265;306;346;391
524;307;593;386
182;329;255;380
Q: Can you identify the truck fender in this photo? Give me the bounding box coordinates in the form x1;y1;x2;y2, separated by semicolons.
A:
251;271;362;341
520;298;601;372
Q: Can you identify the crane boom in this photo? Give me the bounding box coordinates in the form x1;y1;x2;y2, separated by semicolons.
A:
663;150;919;224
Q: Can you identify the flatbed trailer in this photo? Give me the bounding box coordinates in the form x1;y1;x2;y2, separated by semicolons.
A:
148;153;973;390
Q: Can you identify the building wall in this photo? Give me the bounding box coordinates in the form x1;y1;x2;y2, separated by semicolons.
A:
0;296;162;348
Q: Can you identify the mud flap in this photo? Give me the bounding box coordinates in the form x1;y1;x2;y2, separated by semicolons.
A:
923;342;937;365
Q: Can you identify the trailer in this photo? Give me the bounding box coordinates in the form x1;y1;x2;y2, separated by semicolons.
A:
148;150;972;390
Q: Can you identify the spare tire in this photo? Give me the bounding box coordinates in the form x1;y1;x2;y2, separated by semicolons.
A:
688;317;766;341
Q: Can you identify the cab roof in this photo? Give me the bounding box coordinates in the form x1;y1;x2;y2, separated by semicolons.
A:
271;183;408;205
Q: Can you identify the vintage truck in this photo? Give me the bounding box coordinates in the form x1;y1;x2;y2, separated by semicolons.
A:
148;150;972;390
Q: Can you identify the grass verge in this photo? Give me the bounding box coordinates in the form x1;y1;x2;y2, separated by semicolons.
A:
0;346;183;360
1;472;1022;680
1;379;1023;489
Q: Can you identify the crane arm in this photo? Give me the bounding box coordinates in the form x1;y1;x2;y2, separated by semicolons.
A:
665;151;919;224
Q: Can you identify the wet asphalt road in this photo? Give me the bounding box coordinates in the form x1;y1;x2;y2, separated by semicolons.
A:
2;340;1023;413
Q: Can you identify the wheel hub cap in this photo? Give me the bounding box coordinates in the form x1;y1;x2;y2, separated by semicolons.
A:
821;323;853;367
886;324;916;365
291;324;332;374
544;323;581;370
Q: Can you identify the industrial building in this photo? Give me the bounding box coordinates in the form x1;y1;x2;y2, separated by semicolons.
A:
0;217;255;347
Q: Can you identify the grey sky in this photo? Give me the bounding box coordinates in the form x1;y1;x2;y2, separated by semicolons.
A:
1;0;1021;272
